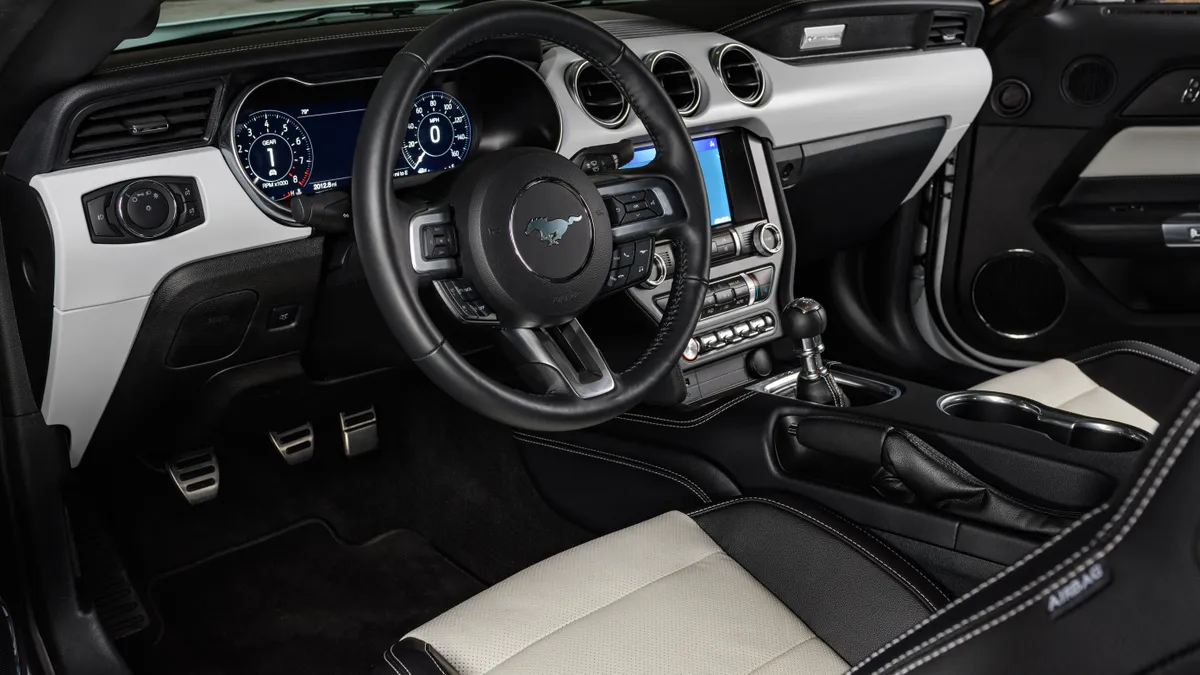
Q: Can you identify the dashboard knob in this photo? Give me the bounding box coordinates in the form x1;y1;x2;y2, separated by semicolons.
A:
640;253;668;289
116;180;177;239
682;337;701;362
753;222;784;256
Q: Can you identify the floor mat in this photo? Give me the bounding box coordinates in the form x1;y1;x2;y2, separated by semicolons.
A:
141;521;483;675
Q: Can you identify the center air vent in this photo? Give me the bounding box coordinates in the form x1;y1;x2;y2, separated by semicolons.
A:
568;61;630;129
712;44;765;107
66;83;219;165
646;51;701;117
926;13;968;47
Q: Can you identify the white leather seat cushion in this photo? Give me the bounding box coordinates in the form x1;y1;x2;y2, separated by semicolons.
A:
972;358;1158;433
406;511;848;675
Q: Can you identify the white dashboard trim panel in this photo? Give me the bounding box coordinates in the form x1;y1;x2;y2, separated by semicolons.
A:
33;32;989;467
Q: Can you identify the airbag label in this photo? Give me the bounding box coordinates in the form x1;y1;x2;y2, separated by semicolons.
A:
1047;562;1111;620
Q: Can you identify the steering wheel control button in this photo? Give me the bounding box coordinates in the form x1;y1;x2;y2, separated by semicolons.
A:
682;338;701;362
267;304;300;330
609;190;664;225
603;238;655;294
421;223;458;260
510;179;594;281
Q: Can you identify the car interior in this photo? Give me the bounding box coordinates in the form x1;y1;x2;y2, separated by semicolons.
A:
1;0;1200;673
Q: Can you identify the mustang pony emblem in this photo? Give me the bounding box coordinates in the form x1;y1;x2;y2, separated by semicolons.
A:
524;215;582;246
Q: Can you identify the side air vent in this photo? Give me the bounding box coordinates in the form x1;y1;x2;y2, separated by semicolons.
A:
712;44;765;107
926;13;968;48
646;51;701;117
567;61;629;129
65;84;219;165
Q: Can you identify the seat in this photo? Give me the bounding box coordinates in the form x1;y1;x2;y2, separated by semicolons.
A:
376;497;948;675
969;340;1198;433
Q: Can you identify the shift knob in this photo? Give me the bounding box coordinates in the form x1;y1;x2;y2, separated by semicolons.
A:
782;298;827;341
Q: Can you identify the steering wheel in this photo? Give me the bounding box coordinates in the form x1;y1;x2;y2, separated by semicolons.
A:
352;0;710;431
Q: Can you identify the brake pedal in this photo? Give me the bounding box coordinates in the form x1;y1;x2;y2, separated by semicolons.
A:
270;423;315;465
340;407;378;457
167;450;219;505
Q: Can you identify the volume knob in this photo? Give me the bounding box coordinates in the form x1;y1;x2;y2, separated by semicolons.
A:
753;222;784;256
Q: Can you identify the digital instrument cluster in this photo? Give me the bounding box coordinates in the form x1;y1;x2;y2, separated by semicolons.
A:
234;88;473;202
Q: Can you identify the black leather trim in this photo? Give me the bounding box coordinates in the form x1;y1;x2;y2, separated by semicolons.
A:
617;391;758;427
692;496;950;664
1060;175;1200;207
850;374;1200;674
379;637;460;675
1070;340;1198;423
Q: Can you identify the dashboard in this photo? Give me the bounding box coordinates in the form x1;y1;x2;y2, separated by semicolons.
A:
10;9;992;466
225;56;561;217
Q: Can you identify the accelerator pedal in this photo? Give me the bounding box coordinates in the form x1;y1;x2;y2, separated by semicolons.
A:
269;423;315;465
340;407;378;457
167;450;219;505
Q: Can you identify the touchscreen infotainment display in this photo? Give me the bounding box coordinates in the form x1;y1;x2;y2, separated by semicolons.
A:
621;136;733;226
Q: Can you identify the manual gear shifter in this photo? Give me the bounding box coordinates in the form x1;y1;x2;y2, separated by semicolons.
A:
782;298;849;407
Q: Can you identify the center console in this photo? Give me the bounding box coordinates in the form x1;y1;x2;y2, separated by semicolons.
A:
622;130;790;403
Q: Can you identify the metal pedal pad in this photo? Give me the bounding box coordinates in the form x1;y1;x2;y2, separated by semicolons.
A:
270;423;315;465
167;450;219;505
339;407;378;457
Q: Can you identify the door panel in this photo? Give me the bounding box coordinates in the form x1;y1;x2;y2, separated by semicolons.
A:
935;2;1200;365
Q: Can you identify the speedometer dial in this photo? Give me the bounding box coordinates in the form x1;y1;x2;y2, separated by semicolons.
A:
400;91;472;176
235;110;313;201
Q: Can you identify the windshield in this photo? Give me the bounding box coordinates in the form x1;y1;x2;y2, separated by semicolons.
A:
121;0;629;50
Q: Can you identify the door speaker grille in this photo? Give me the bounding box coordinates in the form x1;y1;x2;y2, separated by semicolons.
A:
972;250;1066;339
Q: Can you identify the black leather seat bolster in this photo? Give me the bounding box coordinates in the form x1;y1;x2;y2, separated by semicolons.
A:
377;637;460;675
691;496;951;665
1071;340;1198;422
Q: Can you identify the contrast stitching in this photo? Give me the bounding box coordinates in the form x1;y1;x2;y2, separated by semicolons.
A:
423;642;449;675
1073;341;1199;375
886;393;1200;675
514;435;711;504
399;49;431;72
690;497;942;610
719;0;812;32
482;549;722;672
97;27;425;73
386;644;414;675
620;391;757;427
851;386;1200;674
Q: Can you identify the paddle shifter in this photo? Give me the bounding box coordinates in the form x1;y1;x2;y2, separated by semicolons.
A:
781;298;849;407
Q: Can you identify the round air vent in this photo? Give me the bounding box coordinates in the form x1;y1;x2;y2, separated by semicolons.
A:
972;250;1067;339
990;79;1031;118
645;51;701;117
1062;57;1117;107
567;61;629;129
712;44;765;106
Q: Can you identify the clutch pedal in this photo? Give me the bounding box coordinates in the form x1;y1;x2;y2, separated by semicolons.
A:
269;423;315;465
340;407;378;457
167;450;219;505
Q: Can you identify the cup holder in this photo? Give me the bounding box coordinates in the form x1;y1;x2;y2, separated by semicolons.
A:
938;392;1149;453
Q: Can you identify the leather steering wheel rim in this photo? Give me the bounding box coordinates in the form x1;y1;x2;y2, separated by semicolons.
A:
352;0;710;431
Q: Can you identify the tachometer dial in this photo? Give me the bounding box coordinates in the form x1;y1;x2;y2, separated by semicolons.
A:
235;110;313;201
399;91;472;175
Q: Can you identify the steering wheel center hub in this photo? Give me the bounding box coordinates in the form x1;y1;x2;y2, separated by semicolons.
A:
451;147;613;326
510;180;595;281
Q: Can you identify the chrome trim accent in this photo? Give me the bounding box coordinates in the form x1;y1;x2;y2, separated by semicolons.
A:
115;179;178;239
711;43;766;107
643;50;703;117
641;253;668;288
937;391;1150;450
970;248;1066;340
408;205;457;276
753;221;784;255
800;24;846;51
566;60;630;129
501;320;616;399
1162;212;1200;247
